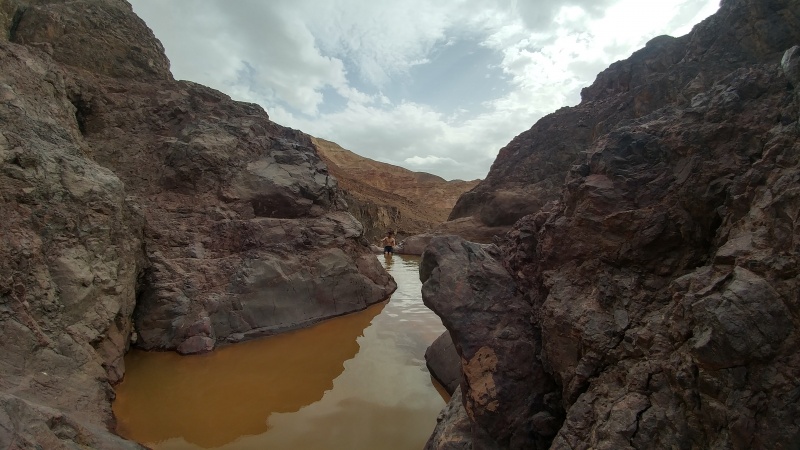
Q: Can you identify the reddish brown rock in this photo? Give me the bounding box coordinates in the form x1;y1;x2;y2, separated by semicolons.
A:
436;216;524;244
0;32;145;448
10;0;171;81
398;218;510;255
425;0;800;448
426;386;502;450
0;0;395;448
397;233;436;255
528;55;800;448
446;0;800;242
312;137;479;241
73;76;398;351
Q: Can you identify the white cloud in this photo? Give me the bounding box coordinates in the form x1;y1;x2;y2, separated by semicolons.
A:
129;0;720;180
405;155;458;166
294;0;457;87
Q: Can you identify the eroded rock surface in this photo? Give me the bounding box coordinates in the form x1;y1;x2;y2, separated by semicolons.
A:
1;0;395;448
72;77;396;351
447;0;800;241
421;237;561;449
424;0;800;448
1;25;146;448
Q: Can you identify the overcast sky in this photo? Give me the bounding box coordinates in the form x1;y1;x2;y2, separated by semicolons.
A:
128;0;719;181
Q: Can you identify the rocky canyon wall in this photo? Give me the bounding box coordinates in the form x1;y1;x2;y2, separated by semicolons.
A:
424;0;800;448
0;0;394;447
446;0;800;243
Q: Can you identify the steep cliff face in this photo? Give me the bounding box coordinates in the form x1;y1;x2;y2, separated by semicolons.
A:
424;0;800;448
448;0;800;241
313;137;479;241
0;0;394;447
71;77;396;353
0;35;145;449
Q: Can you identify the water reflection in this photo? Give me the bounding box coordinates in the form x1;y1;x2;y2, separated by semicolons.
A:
114;255;446;450
114;302;385;447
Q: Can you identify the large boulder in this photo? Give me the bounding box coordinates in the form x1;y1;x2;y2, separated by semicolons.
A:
70;76;396;353
397;233;436;255
426;48;800;450
528;54;800;449
15;1;396;354
421;236;561;449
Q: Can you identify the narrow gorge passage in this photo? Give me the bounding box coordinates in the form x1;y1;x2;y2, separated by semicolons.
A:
113;255;447;450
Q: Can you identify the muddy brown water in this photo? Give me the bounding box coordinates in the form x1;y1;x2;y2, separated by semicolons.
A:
113;254;448;450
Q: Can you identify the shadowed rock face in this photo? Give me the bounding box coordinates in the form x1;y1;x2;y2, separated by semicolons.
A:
423;0;800;448
0;0;394;448
0;22;147;449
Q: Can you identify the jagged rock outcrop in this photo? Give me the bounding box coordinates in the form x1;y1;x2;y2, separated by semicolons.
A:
73;77;396;353
1;0;394;447
424;0;800;449
447;0;800;242
0;34;145;449
312;137;479;241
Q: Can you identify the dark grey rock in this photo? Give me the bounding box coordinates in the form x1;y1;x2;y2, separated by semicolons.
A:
425;331;461;395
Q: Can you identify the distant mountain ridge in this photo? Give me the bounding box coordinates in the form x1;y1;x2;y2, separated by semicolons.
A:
312;137;480;241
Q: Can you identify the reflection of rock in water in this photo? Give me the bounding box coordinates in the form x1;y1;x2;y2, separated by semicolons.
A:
113;301;386;448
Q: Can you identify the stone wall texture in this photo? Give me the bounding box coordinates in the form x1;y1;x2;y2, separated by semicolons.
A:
0;0;395;447
423;0;800;448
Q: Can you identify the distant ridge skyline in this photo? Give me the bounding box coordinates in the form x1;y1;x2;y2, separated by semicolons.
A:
130;0;719;181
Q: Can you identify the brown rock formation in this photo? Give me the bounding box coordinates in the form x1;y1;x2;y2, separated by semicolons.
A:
0;0;394;448
312;137;479;241
447;0;800;242
424;0;800;448
422;237;561;449
75;78;396;352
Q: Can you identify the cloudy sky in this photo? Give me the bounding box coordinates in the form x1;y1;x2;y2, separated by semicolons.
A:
128;0;719;181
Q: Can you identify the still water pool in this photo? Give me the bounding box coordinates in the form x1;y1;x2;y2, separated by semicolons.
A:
113;254;447;450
